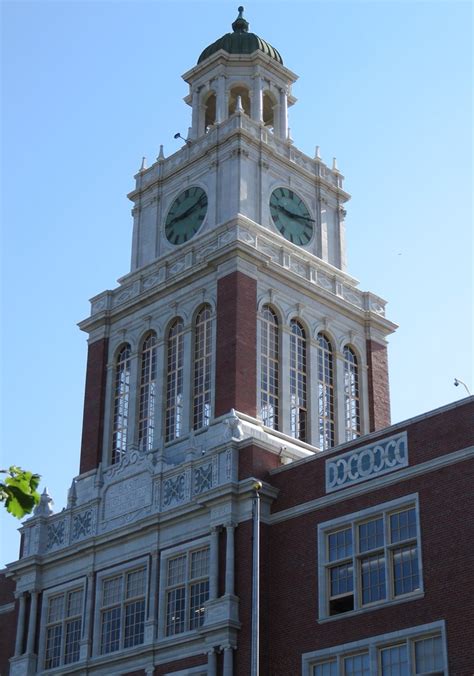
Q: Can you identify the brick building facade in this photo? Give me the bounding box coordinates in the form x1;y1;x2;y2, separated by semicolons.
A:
1;8;473;676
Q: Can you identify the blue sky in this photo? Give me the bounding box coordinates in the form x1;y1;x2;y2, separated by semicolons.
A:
1;0;472;566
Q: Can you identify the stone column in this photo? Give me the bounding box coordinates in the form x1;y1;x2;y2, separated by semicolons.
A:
26;590;39;654
279;87;288;140
209;526;220;600
280;326;292;436
216;74;226;123
145;549;159;642
335;351;347;445
14;592;26;656
154;337;165;449
207;648;217;676
80;572;94;659
126;348;140;451
191;88;200;139
253;74;263;123
225;523;236;596
223;643;234;676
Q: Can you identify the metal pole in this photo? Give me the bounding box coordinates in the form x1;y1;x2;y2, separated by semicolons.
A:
251;481;262;676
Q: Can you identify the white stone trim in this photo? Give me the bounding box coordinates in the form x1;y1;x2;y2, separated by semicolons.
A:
0;601;15;614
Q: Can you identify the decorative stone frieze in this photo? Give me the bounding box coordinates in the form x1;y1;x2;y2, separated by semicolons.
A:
325;432;408;493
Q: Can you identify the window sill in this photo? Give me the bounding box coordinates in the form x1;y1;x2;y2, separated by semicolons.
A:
318;590;425;623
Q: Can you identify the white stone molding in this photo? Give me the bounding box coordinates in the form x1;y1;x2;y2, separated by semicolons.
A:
14;592;26;656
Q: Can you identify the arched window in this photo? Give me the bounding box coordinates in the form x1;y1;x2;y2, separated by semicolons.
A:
343;346;360;440
260;306;279;429
166;319;184;442
317;334;335;449
138;333;157;451
290;320;307;441
112;344;131;464
193;306;212;430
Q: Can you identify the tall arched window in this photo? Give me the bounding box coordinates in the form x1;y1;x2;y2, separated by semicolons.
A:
112;344;131;464
343;346;360;440
193;306;212;430
166;319;184;442
260;306;279;429
290;320;307;441
317;333;335;449
138;333;158;451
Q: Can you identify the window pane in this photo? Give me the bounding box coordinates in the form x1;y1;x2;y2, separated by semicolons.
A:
390;508;417;543
345;652;370;676
166;319;184;441
193;306;212;430
328;528;353;561
381;644;409;676
168;555;186;585
45;625;62;669
66;589;83;617
290;320;307;441
166;587;186;635
124;599;145;648
314;660;338;676
393;545;420;596
112;345;131;464
415;635;443;672
191;548;210;579
138;333;157;451
317;334;334;449
343;346;360;441
47;595;64;623
260;306;279;430
330;563;354;596
361;554;386;604
103;576;123;606
189;579;209;629
64;618;81;664
359;517;384;553
126;568;146;598
101;606;121;654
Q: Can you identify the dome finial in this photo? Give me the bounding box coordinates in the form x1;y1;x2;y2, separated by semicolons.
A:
232;5;249;33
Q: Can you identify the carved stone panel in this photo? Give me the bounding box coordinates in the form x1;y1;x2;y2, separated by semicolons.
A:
103;472;152;520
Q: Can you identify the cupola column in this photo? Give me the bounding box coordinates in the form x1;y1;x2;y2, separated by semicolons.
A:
253;74;263;123
191;88;200;139
216;74;227;123
279;87;288;140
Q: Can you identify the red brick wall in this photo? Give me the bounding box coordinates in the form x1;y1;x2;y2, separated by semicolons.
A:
265;459;474;675
234;520;253;676
270;398;474;514
215;271;257;417
0;573;17;676
154;654;207;675
238;444;281;481
366;338;391;431
79;337;108;474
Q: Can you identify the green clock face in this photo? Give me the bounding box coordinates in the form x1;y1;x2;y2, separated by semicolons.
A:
165;187;208;245
270;187;314;246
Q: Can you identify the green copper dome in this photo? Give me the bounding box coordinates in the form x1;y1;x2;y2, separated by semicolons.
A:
198;6;283;65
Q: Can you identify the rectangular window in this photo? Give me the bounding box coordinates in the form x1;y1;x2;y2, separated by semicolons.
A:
303;622;447;676
165;547;210;636
100;567;146;654
44;588;83;670
319;497;422;619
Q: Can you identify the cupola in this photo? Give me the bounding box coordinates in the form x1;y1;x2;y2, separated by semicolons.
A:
182;6;297;141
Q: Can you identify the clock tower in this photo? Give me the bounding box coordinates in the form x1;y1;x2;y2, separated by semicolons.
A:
8;9;399;676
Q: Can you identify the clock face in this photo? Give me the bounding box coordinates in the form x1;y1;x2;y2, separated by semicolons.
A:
165;187;208;245
269;187;314;246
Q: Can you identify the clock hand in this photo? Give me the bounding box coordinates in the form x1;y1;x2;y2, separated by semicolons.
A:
276;204;315;222
168;196;206;226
